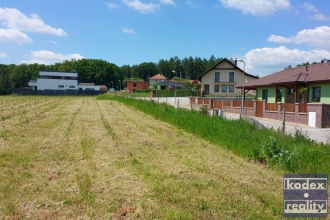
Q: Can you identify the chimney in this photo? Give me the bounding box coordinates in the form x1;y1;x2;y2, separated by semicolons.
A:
235;58;237;66
306;65;308;71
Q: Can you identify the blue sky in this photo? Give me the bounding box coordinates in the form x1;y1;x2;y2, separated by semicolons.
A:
1;0;330;77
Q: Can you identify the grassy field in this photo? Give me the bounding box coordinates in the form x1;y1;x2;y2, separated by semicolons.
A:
0;95;289;219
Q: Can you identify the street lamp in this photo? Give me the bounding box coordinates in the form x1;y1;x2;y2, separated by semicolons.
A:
111;81;113;91
236;58;245;117
119;80;121;91
172;70;177;106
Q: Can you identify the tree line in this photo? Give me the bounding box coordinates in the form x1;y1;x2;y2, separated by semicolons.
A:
0;55;222;94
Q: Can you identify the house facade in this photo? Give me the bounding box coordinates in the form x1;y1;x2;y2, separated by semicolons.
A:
197;58;258;96
238;62;330;104
27;71;107;94
149;74;168;89
126;80;149;93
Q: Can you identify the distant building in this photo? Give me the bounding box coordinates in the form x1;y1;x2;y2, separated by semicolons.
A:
27;71;107;94
149;74;167;89
126;80;149;93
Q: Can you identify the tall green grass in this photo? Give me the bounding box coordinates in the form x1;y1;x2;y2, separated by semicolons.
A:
97;95;330;175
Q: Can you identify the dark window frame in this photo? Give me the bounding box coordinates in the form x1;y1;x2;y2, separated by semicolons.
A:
312;86;321;102
215;72;220;82
262;89;268;101
229;85;234;93
229;72;234;83
214;85;219;92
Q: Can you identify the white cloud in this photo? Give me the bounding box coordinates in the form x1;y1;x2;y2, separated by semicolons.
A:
310;13;328;21
242;46;330;77
0;29;32;44
21;50;84;64
106;2;119;9
160;0;175;6
0;7;67;36
300;2;328;20
267;26;330;49
219;0;290;16
186;1;201;8
0;52;8;58
301;2;317;12
122;0;159;13
49;40;57;45
122;27;135;34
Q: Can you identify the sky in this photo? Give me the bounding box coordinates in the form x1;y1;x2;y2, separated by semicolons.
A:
0;0;330;77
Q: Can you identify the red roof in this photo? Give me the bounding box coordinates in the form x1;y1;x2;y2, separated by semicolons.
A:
150;73;167;80
237;62;330;89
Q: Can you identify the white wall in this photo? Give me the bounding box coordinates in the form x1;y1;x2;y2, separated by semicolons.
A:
78;85;100;91
37;79;78;90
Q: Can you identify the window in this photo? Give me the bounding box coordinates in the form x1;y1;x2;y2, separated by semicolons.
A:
229;72;234;82
58;85;64;88
69;85;75;88
262;89;268;102
214;85;219;92
222;85;227;92
133;82;137;87
215;72;220;82
277;89;282;102
313;87;321;102
229;85;234;93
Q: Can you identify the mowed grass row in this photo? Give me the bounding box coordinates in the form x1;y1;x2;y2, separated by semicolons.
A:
1;95;285;219
100;95;330;175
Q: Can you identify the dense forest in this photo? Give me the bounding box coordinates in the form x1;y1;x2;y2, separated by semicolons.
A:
0;55;223;94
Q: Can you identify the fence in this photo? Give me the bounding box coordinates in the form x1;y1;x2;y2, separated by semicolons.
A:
266;103;277;111
188;97;330;128
280;103;295;112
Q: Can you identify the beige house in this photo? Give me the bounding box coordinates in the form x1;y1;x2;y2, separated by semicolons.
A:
197;58;258;96
149;73;167;89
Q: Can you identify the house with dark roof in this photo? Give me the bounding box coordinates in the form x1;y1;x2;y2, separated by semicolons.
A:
236;62;330;104
149;73;168;89
197;58;258;96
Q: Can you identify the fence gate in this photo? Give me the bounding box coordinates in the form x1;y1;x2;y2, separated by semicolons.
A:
256;101;263;117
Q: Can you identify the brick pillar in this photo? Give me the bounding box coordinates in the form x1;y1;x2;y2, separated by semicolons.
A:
295;103;299;123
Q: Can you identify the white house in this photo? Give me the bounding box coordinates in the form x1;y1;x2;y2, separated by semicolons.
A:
28;71;106;92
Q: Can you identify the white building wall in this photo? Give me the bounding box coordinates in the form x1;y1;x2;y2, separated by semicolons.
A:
78;85;100;91
37;79;78;90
